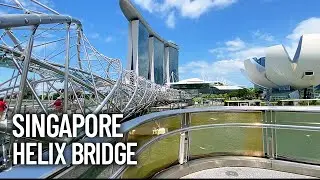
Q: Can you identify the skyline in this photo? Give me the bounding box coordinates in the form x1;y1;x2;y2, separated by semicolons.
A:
1;0;320;87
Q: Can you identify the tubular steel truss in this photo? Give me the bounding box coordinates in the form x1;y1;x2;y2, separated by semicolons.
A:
0;0;190;120
0;0;191;171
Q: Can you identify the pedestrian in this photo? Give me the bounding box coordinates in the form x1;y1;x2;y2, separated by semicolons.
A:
0;97;7;121
52;96;63;113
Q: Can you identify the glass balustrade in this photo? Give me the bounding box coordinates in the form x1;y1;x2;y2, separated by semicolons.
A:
189;111;264;159
109;108;320;179
122;115;182;178
274;111;320;164
1;107;319;178
122;135;180;178
126;115;182;149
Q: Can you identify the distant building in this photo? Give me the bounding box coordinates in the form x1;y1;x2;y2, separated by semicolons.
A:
167;46;179;83
241;34;320;99
253;57;265;67
241;34;320;90
168;78;244;96
120;0;179;85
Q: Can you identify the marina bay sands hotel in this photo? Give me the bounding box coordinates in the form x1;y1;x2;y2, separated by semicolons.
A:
120;0;179;85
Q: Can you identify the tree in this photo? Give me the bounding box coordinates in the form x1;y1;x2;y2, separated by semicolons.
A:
226;88;258;100
247;88;259;99
23;79;34;99
52;92;60;100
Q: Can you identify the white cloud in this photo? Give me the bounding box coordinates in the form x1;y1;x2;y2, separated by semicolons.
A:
179;60;243;77
212;37;246;51
132;0;161;13
286;17;320;41
225;38;246;51
166;11;176;28
198;40;265;85
133;0;237;28
88;33;113;43
105;36;113;43
231;46;266;60
179;59;245;85
209;20;320;62
203;41;266;85
285;17;320;58
209;38;264;59
185;17;320;86
180;0;237;19
252;30;274;42
161;0;237;19
89;32;100;39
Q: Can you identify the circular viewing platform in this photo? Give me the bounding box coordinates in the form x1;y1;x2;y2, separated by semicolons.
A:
154;156;319;179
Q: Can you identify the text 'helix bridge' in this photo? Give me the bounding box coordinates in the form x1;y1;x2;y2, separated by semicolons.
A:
0;0;190;171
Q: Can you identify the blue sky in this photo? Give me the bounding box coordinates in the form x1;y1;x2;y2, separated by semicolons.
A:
2;0;320;87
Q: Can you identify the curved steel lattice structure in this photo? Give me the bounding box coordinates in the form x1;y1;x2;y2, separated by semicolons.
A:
0;0;190;172
0;0;190;121
241;34;320;90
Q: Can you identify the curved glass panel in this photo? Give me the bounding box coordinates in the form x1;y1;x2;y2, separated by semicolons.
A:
79;165;108;179
190;127;263;158
127;115;182;149
63;110;320;178
122;134;180;178
190;111;263;125
274;111;320;164
189;112;264;158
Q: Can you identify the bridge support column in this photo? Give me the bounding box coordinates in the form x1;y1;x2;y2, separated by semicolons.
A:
63;23;71;113
14;25;38;114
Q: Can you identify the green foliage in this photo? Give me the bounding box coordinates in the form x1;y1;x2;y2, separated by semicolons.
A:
23;81;34;99
277;101;282;106
192;88;262;104
225;88;260;100
52;93;60;100
192;97;202;103
309;100;320;106
299;101;309;106
199;93;228;99
38;94;48;100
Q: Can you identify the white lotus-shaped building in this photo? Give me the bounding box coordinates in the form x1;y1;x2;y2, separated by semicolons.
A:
241;34;320;90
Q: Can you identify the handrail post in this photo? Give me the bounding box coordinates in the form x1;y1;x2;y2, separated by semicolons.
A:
270;110;277;159
179;113;191;164
178;132;185;164
264;110;277;159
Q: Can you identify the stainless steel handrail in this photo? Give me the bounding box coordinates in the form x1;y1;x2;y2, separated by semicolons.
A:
119;106;320;133
111;123;320;178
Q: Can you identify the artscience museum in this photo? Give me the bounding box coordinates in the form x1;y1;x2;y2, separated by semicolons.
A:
241;34;320;98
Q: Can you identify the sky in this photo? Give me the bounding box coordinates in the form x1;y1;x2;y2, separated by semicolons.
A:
1;0;320;87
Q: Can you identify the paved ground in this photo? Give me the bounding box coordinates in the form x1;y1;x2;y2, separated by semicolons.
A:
181;167;316;179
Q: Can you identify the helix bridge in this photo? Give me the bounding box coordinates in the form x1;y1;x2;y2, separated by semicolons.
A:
0;0;190;171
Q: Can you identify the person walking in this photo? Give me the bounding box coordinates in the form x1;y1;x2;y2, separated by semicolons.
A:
0;98;7;121
52;97;63;114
